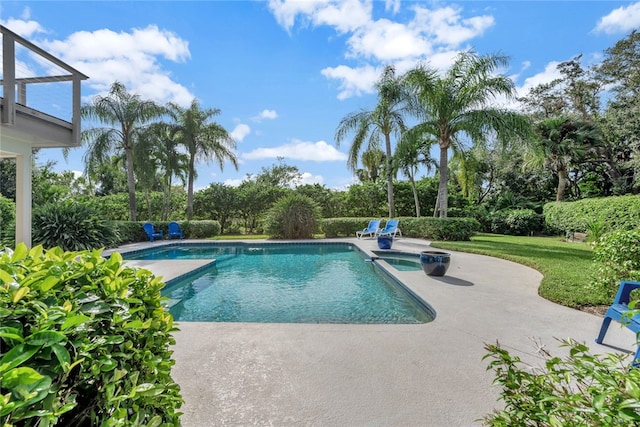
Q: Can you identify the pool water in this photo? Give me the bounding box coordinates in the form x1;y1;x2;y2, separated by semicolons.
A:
372;251;423;272
128;243;433;324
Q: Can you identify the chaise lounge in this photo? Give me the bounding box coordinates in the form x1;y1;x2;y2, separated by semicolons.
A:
356;220;381;239
376;219;402;238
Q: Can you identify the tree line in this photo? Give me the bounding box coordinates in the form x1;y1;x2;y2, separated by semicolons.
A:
335;29;640;219
0;30;637;230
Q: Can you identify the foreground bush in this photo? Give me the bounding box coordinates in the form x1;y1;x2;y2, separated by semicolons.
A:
482;339;640;426
32;201;119;250
591;229;640;299
265;194;321;239
0;244;183;426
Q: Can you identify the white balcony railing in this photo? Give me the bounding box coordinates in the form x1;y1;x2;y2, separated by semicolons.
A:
1;25;89;146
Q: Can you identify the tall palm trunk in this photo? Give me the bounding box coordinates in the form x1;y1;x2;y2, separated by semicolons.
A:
409;173;420;217
162;174;173;221
556;168;567;201
125;147;137;221
187;155;196;220
384;133;395;218
438;143;449;218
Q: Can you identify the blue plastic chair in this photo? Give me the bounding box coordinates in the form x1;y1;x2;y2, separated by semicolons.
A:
143;222;163;242
596;280;640;365
168;221;184;240
356;220;381;239
377;219;402;238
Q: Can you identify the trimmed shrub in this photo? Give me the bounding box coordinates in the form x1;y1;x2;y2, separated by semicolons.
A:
321;217;480;241
397;217;480;241
489;209;544;236
111;220;220;243
0;244;183;425
483;339;640;426
265;194;321;239
32;201;120;251
544;195;640;235
322;218;369;238
112;220;149;243
181;220;220;239
591;229;640;299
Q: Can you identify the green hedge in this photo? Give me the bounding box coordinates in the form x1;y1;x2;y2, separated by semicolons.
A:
544;195;640;235
322;217;480;241
591;229;640;299
113;220;221;243
0;195;15;247
396;216;481;241
489;209;544;236
0;244;183;425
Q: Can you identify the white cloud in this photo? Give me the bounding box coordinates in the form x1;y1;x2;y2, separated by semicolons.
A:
515;61;562;99
295;172;324;186
321;64;380;99
9;23;196;106
224;178;244;187
411;5;494;47
268;0;371;33
1;8;47;38
385;0;401;14
252;109;279;121
241;139;348;161
312;0;372;33
595;2;640;34
271;2;495;100
347;19;433;61
1;18;46;38
230;124;251;142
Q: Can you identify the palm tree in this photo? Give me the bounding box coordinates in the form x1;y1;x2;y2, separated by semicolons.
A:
81;82;165;221
166;99;238;219
528;116;602;201
335;65;415;218
393;133;436;217
405;51;531;217
356;147;386;183
142;123;189;220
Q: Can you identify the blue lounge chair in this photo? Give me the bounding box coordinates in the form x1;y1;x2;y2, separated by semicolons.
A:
596;280;640;365
356;219;381;239
143;222;163;242
377;219;402;238
168;221;184;240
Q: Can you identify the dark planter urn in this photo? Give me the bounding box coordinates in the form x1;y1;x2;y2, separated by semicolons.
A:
420;250;451;276
377;236;393;249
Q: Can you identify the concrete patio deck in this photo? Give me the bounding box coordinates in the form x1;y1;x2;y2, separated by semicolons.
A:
111;238;636;426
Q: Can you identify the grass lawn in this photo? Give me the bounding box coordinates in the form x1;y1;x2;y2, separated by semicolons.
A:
430;233;608;310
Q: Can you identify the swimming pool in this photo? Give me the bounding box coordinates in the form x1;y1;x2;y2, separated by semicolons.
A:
123;243;434;324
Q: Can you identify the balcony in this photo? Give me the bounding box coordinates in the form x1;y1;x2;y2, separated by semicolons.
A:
1;25;88;154
1;25;89;247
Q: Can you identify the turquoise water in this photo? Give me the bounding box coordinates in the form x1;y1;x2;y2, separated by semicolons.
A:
372;251;423;272
128;243;433;324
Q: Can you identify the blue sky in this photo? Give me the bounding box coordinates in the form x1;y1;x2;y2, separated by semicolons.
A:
1;1;639;191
